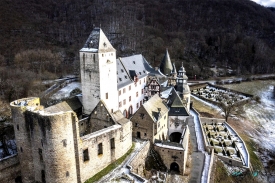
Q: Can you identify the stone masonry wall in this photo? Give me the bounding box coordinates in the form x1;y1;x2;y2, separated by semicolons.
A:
79;121;132;183
128;141;150;177
0;155;21;183
154;145;185;175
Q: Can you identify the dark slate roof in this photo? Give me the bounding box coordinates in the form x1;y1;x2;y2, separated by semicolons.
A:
160;87;189;116
117;54;156;89
159;49;173;76
143;95;169;122
80;28;115;53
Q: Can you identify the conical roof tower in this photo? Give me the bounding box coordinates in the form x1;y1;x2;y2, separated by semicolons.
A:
159;49;173;76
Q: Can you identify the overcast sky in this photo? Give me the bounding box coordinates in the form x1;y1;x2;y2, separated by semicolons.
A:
251;0;275;7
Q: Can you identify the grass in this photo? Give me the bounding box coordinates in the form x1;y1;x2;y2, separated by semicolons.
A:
191;96;220;118
213;159;233;183
240;135;263;171
84;143;135;183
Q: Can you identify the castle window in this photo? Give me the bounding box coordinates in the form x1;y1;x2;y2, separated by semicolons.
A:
139;72;141;75
141;89;144;94
123;88;126;93
136;92;138;97
125;75;127;79
121;69;124;72
17;124;19;131
102;54;104;57
140;100;142;106
83;149;89;161
135;123;138;127
41;170;46;183
111;109;113;113
144;133;147;136
129;96;131;102
20;147;23;152
98;143;103;155
62;139;67;147
136;103;139;109
133;61;135;64
119;90;121;96
119;102;122;107
66;171;70;177
139;80;141;84
110;138;115;149
123;99;126;105
164;115;166;119
39;148;43;161
106;93;108;99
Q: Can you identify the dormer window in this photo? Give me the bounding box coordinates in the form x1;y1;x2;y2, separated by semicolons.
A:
133;61;135;64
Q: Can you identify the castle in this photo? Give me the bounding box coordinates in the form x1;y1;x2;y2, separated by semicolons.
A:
6;28;193;183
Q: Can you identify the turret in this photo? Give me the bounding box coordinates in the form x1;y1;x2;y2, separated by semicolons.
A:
177;63;191;111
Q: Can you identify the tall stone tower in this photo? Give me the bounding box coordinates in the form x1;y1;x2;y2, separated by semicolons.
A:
80;28;118;114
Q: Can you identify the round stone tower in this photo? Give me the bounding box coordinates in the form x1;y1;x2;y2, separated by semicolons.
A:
10;97;40;183
10;97;79;183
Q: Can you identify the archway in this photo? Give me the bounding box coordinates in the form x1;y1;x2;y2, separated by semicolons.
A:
123;110;128;118
170;162;180;173
128;106;133;118
169;132;182;143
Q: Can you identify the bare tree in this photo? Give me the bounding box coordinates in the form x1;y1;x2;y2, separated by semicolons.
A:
216;96;240;122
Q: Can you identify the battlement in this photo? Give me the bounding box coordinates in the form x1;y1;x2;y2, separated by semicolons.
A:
10;97;41;111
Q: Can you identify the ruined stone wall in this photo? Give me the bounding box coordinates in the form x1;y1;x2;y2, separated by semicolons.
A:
128;141;150;177
154;145;185;175
0;155;21;183
26;111;79;183
11;97;79;183
79;121;132;183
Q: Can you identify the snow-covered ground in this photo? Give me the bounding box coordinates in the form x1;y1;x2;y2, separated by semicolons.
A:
224;80;275;151
50;82;81;100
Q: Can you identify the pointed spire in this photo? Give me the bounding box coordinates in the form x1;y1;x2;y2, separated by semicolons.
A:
172;62;177;75
80;28;116;53
159;49;173;76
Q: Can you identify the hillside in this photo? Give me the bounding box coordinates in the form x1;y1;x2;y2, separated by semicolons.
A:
1;0;275;77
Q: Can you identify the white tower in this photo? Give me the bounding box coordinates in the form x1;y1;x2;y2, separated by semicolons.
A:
177;63;191;112
80;28;118;114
